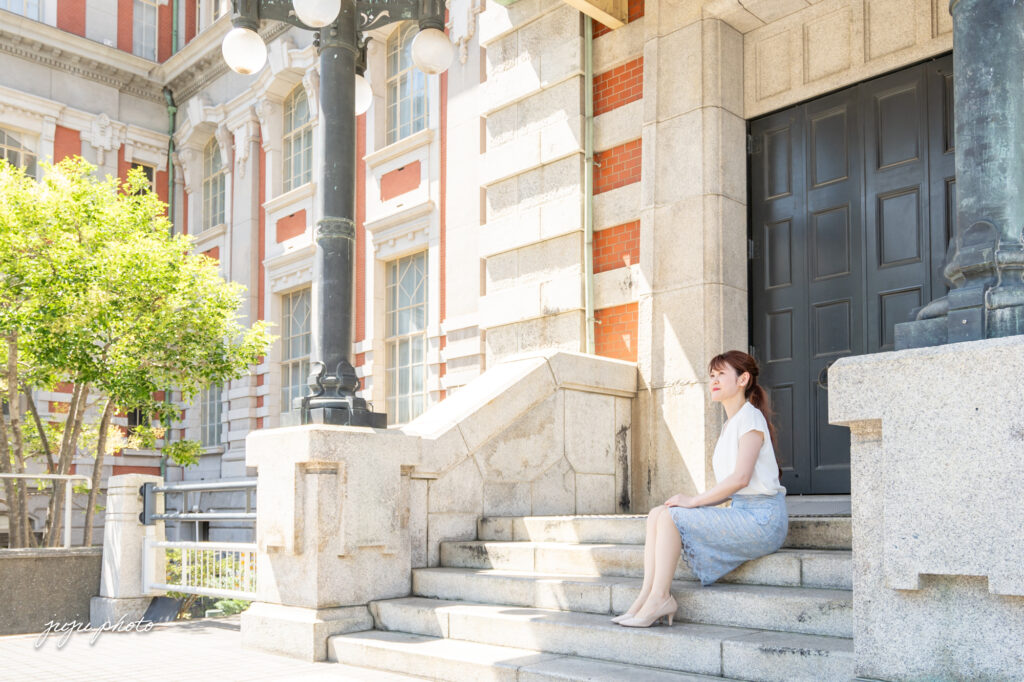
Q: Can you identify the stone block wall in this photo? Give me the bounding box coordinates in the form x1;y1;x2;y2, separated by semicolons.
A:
401;350;636;566
703;0;953;118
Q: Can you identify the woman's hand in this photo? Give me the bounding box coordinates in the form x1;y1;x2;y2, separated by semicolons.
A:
664;494;698;509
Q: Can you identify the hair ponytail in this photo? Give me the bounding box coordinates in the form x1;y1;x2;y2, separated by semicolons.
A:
708;350;782;479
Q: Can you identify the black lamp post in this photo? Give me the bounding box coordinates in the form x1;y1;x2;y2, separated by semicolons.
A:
222;0;452;427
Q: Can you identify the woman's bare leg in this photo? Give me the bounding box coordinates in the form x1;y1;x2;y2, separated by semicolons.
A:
631;509;682;620
621;506;666;616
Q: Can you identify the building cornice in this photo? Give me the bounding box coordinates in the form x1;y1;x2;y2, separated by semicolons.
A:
0;10;164;102
160;22;293;104
0;12;294;106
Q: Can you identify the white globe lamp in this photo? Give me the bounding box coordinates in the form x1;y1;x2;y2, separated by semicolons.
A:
354;73;373;115
292;0;341;28
222;27;267;75
410;28;453;75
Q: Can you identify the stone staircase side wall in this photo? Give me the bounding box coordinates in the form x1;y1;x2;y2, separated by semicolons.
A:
401;350;636;566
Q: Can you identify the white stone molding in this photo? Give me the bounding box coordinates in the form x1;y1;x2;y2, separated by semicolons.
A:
214;122;234;168
446;0;484;65
262;178;313;215
174;145;202;196
366;202;434;259
265;243;316;294
253;98;282;152
192;222;227;252
0;11;163;103
301;66;320;119
230;116;261;179
124;125;170;172
84;113;124;167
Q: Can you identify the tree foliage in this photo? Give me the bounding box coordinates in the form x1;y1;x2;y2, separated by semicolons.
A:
0;158;272;547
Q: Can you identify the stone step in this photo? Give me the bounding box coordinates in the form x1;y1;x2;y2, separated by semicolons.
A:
441;541;852;590
478;514;852;551
330;630;726;681
413;568;852;638
367;597;855;682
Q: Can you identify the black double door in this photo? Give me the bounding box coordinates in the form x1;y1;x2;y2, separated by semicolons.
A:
749;55;956;494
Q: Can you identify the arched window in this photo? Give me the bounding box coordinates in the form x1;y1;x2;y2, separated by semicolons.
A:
202;138;226;229
0;128;37;178
386;22;428;145
283;85;313;191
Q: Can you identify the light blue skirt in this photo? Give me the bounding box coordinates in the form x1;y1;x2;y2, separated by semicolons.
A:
668;492;788;586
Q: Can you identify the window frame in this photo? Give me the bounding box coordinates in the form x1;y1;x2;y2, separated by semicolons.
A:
282;85;314;193
384;251;429;425
280;288;312;419
385;22;429;145
202;137;226;230
199;383;222;447
133;0;159;61
0;128;37;179
0;0;41;20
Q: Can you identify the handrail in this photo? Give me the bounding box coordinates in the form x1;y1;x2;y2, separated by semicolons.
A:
140;478;257;526
153;479;256;493
0;473;91;549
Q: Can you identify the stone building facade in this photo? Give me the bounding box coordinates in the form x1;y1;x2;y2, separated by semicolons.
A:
0;0;957;542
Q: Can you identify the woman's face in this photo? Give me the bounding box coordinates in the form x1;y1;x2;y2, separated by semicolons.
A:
709;362;746;403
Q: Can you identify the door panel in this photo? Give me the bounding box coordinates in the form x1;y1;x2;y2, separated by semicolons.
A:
750;55;954;494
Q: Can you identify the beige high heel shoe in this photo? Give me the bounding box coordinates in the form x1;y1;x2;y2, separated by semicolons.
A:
618;595;677;628
610;611;637;624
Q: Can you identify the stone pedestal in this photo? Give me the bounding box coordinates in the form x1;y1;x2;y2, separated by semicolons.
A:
829;336;1024;680
240;425;419;661
90;474;164;627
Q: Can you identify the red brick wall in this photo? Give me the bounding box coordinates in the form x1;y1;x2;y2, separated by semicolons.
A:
158;0;173;61
594;220;640;274
594;139;641;195
185;0;197;43
596;302;638;362
112;465;161;476
275;209;307;243
57;0;86;36
594;57;643;117
203;246;220;261
380;161;421;201
53;126;80;161
593;0;645;38
182;189;189;235
117;0;133;53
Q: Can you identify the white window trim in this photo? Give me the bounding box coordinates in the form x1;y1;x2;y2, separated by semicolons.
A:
282;85;315;193
133;0;160;61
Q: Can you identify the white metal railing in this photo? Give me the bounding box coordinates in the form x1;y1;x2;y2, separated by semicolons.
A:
0;473;91;549
145;538;257;600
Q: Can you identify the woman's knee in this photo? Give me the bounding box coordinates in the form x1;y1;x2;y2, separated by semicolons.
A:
648;505;666;521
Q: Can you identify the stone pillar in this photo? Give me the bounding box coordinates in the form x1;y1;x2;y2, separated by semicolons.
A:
240;425;420;661
829;336;1024;680
89;474;164;626
898;0;1024;347
477;0;587;361
632;5;747;509
223;112;263;477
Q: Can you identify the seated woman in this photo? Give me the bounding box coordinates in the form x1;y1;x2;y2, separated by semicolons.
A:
615;350;787;627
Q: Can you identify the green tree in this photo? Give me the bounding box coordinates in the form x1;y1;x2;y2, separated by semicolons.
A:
0;158;272;547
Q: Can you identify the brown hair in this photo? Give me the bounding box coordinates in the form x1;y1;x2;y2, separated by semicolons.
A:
708;350;782;477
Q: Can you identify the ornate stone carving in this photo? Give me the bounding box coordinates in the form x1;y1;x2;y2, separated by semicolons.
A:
84;113;121;166
447;0;483;65
301;67;320;119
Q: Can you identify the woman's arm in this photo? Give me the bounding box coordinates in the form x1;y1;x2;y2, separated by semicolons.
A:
665;430;763;508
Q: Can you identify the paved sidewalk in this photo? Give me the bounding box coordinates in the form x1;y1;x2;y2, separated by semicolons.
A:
0;616;421;681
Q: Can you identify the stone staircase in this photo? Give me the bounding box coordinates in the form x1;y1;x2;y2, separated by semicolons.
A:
329;514;854;681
